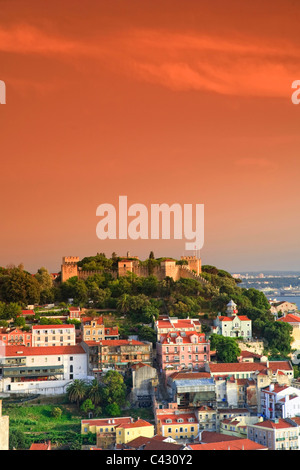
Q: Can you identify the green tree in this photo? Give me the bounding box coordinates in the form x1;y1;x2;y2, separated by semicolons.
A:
35;267;53;291
9;429;28;450
105;402;121;417
101;370;127;407
0;267;40;305
81;399;95;415
66;379;88;408
87;379;103;406
263;322;293;357
210;334;241;363
51;407;63;419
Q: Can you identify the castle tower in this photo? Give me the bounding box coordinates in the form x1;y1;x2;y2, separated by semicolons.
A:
226;300;238;317
180;255;201;275
61;256;79;283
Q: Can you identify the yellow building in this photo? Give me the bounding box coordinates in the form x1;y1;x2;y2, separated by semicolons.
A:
156;411;199;441
81;416;154;449
115;419;154;445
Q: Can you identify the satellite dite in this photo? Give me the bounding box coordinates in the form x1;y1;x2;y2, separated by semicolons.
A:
0;81;6;104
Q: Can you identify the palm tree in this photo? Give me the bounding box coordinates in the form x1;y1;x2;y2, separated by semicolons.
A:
87;379;103;406
66;379;87;408
116;293;131;314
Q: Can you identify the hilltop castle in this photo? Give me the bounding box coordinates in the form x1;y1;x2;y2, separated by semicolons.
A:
61;255;208;285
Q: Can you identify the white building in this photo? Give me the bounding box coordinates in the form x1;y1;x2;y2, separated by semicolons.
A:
261;384;300;420
32;324;76;347
0;344;89;395
213;300;252;340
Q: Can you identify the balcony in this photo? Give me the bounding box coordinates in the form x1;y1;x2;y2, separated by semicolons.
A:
2;365;64;378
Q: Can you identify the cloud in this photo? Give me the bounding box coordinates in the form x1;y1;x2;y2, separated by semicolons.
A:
0;24;299;99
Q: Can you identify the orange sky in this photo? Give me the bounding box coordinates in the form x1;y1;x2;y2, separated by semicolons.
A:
0;0;300;273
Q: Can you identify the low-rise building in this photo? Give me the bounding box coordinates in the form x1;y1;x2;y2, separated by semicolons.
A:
0;344;88;395
155;316;202;341
277;314;300;350
156;410;199;442
81;316;119;342
130;362;158;408
0;328;32;347
32;324;76;347
83;339;152;375
261;383;300;419
213;301;252;340
220;415;263;439
207;360;294;411
270;301;298;316
156;330;210;376
81;416;153;449
247;417;300;450
115;419;154;445
166;371;215;408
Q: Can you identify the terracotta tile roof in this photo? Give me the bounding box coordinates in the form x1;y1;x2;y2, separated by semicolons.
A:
32;324;75;329
82;417;132;426
168;371;211;381
4;344;85;357
30;442;51;450
81;316;104;325
159;331;206;344
116;419;153;429
189;439;267;450
253;418;297;429
85;339;146;346
143;440;184;451
200;431;241;443
209;361;292;374
277;314;300;323
218;315;250;322
21;310;35;316
157;413;197;425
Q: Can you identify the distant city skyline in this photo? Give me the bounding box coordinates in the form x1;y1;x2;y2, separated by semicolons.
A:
0;0;299;275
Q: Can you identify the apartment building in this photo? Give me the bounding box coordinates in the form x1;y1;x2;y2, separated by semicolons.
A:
247;417;300;450
155;316;202;341
81;416;153;449
83;338;152;374
0;327;32;347
156;330;210;376
31;324;76;347
156;409;199;442
81;316;119;342
261;383;300;419
0;344;88;395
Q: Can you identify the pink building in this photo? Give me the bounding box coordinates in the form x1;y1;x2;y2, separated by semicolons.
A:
155;316;201;341
156;330;210;377
0;327;32;347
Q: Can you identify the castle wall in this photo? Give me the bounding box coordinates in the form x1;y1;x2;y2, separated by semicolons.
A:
61;256;207;285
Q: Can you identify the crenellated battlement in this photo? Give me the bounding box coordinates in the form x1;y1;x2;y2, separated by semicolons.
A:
62;256;80;264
